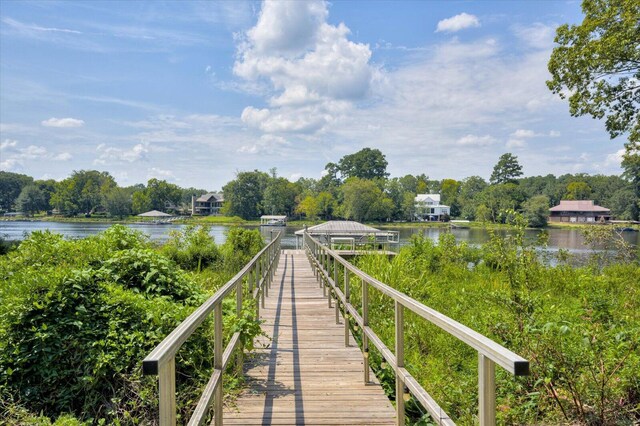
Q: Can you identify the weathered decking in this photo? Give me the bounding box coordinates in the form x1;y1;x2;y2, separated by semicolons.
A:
223;249;396;425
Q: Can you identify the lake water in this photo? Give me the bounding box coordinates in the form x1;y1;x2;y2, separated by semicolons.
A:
1;221;638;253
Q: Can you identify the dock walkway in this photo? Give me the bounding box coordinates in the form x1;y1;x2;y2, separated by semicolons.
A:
223;249;396;425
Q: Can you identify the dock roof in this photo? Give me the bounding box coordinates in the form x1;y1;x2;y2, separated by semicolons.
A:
294;220;393;236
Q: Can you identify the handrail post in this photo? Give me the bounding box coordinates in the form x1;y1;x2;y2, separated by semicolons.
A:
479;354;496;426
344;267;350;346
362;279;370;384
158;358;176;426
395;301;405;426
213;302;223;426
236;278;243;376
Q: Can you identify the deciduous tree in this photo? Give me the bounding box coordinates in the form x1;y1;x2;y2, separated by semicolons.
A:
547;0;640;144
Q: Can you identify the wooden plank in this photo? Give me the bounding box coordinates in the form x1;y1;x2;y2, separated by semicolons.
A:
222;250;396;425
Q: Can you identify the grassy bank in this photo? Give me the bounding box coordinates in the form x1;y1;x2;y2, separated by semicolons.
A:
348;219;639;425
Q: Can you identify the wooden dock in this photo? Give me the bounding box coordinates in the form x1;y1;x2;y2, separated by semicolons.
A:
223;250;396;425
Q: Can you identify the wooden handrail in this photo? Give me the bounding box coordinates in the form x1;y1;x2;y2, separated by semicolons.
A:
142;232;281;426
304;232;528;426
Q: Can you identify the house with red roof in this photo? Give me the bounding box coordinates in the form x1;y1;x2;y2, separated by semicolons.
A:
549;200;611;224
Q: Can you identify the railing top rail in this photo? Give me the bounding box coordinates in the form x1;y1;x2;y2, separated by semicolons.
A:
142;232;281;375
304;232;528;376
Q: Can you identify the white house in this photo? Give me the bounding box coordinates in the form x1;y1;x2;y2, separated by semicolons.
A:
414;194;450;221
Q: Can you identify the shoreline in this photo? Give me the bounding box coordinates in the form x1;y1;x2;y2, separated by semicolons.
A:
2;216;638;232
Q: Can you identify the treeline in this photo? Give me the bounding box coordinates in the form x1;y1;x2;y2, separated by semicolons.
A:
2;148;638;225
0;170;208;218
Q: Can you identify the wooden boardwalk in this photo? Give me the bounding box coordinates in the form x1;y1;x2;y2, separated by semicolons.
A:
223;250;396;425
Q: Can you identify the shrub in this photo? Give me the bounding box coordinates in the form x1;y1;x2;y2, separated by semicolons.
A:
161;225;220;272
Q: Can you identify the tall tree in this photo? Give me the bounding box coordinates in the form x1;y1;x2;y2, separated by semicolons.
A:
490;153;523;185
16;184;46;216
565;181;592;200
144;178;182;212
51;170;116;216
523;195;551;228
105;188;133;218
547;0;640;144
336;148;389;180
621;141;640;219
340;178;393;222
0;171;33;211
222;170;269;219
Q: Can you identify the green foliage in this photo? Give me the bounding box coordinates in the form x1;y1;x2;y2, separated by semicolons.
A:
16;184;47;216
0;171;34;212
0;225;263;424
220;227;264;271
100;249;200;302
547;0;640;144
490;153;523;185
353;214;639;424
50;170;117;216
565;181;592;200
104;187;132;218
340;177;394;222
522;195;550;228
335;147;389;180
161;225;221;272
222;170;269;219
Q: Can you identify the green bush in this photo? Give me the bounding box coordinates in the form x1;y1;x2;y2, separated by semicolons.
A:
353;214;640;425
0;225;261;424
220;228;264;271
161;225;220;272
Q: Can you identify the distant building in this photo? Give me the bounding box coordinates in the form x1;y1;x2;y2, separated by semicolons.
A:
549;200;611;223
414;194;450;221
191;193;224;216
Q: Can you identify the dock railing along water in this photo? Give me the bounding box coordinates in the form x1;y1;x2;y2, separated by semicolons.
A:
142;230;529;426
142;232;282;426
303;232;529;426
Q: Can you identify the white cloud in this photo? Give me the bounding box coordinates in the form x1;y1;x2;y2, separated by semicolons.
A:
512;23;556;49
41;117;85;128
456;134;496;146
549;130;561;137
605;149;625;167
1;139;18;150
96;142;149;164
234;0;376;134
511;129;536;139
0;158;20;170
238;134;290;154
53;152;72;161
435;13;480;33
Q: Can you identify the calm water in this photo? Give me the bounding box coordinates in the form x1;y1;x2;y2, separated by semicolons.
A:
0;221;638;253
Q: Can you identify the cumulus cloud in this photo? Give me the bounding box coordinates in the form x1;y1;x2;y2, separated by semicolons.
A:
41;117;85;128
605;148;625;167
234;0;376;134
238;134;290;154
436;13;480;33
1;139;18;150
148;167;175;179
96;142;149;164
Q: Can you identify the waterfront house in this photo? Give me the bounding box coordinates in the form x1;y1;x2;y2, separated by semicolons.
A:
414;194;450;221
549;200;611;223
191;193;224;216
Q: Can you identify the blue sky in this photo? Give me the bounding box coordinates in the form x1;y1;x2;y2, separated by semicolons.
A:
0;0;628;190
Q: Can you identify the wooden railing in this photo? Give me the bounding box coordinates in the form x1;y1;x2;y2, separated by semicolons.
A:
142;232;281;426
304;232;529;426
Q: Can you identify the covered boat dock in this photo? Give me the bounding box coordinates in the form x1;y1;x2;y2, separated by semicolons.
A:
295;220;398;254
